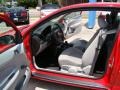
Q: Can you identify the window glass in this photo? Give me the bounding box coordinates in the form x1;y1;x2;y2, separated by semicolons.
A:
0;20;15;45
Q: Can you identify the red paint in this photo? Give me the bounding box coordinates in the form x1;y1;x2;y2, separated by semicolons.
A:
107;32;120;90
0;15;20;33
1;3;120;90
26;28;120;90
0;44;15;53
0;15;19;53
21;11;27;17
0;15;29;53
22;3;120;90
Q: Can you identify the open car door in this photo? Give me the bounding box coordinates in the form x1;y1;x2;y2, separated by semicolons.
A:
0;15;31;90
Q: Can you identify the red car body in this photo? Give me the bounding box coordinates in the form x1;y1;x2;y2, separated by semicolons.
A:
1;3;120;90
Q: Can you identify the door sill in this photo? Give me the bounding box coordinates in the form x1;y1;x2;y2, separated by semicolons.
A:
32;72;108;90
33;57;94;79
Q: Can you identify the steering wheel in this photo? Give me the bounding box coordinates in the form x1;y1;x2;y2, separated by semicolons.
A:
51;23;64;45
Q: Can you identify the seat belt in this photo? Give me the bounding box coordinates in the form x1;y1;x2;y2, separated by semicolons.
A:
89;29;106;75
90;29;116;75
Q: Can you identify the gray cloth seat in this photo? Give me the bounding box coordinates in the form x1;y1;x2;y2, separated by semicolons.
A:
69;14;107;52
58;30;102;75
58;47;83;67
70;39;88;52
58;29;117;75
59;15;108;75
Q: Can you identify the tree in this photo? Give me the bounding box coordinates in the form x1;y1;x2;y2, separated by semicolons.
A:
45;0;58;4
0;0;6;4
38;0;42;6
17;0;38;8
57;0;63;6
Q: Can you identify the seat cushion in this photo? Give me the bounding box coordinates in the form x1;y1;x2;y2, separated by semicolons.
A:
70;38;88;52
58;47;83;67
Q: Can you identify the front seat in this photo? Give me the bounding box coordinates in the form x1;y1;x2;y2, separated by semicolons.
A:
58;15;107;75
58;31;101;75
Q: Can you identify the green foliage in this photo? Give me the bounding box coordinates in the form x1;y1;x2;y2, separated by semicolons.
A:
45;0;58;4
17;0;38;8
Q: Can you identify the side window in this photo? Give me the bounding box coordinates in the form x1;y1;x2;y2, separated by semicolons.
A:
0;19;15;53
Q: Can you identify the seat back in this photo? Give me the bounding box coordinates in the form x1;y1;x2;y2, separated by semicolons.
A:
98;15;107;28
81;30;105;67
81;15;108;67
82;28;117;67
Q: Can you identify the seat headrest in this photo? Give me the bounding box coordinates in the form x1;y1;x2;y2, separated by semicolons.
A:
106;12;119;30
98;15;107;28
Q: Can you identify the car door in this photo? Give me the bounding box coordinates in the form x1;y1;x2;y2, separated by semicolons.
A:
0;15;31;90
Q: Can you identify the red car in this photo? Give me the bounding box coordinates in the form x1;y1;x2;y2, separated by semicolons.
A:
0;3;120;90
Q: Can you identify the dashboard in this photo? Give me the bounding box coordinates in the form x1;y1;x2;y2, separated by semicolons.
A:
31;22;64;56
